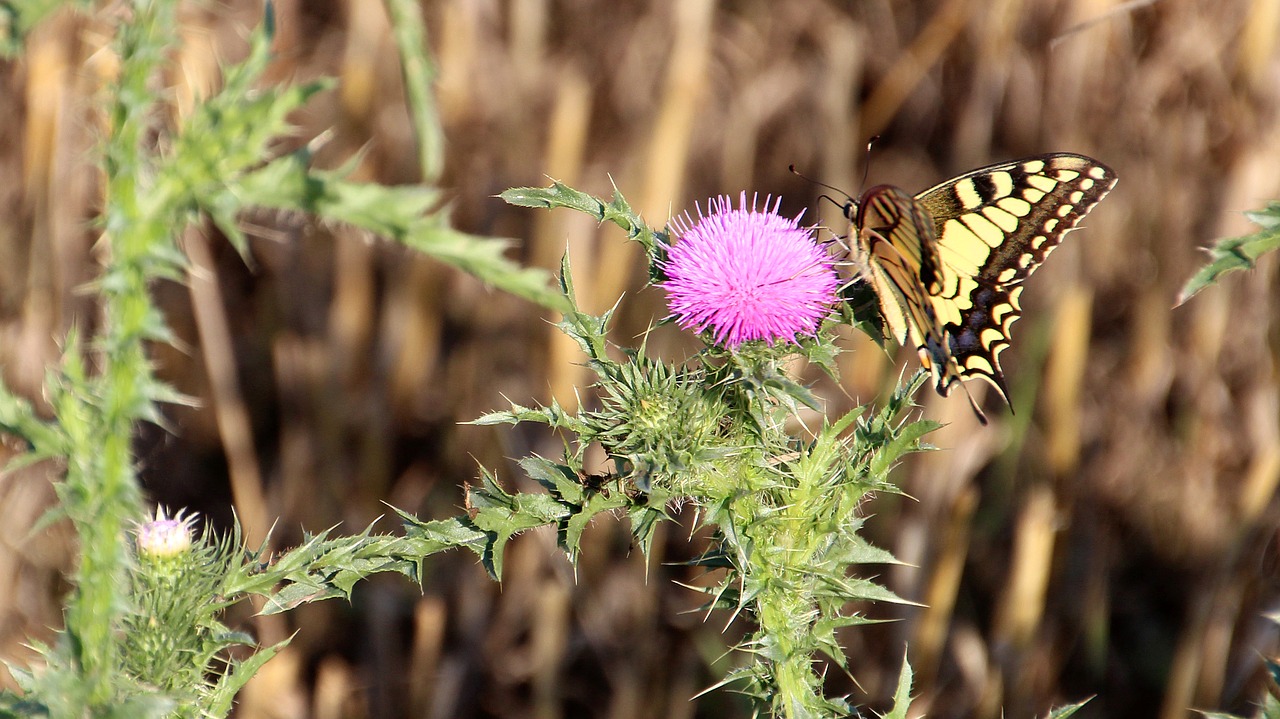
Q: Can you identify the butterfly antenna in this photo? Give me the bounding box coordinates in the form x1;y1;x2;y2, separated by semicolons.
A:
788;164;854;206
860;135;880;191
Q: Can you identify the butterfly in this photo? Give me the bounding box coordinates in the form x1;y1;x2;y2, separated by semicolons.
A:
844;153;1117;424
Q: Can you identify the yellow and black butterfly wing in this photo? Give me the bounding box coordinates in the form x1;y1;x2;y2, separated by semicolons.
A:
915;153;1117;402
850;185;964;398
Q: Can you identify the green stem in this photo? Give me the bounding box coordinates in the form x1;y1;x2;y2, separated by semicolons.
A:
59;1;175;711
384;0;444;184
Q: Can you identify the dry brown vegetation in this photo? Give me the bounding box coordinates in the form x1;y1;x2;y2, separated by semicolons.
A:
1;1;1280;717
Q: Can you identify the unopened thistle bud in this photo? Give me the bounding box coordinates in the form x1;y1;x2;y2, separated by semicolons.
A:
135;508;196;560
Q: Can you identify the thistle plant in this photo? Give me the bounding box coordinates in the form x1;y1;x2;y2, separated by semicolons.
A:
0;1;558;717
0;2;1107;719
487;185;936;716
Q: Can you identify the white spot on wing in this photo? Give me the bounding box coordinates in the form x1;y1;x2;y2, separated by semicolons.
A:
991;172;1014;197
982;207;1019;233
955;179;983;209
997;196;1032;216
1027;175;1057;193
960;212;1004;247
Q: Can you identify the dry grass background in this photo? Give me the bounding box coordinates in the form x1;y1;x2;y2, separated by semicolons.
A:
1;0;1279;717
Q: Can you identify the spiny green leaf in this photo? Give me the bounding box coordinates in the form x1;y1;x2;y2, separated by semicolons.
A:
563;491;627;558
1044;698;1094;719
829;533;905;567
464;468;573;578
500;181;604;215
470;399;580;431
814;574;917;606
555;253;618;363
1179;201;1280;304
396;512;489;557
519;456;585;504
403;223;570;312
235;154;568;312
203;636;292;716
868;417;941;480
501;181;664;256
878;651;914;719
0;382;66;459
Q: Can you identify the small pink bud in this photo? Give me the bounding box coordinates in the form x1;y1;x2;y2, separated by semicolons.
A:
135;508;195;559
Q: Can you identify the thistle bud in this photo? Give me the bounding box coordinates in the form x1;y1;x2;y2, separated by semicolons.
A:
135;508;196;560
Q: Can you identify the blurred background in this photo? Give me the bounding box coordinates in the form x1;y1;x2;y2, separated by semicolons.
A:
1;0;1279;717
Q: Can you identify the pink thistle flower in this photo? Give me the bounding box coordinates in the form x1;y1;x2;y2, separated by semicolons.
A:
660;193;839;348
135;507;196;559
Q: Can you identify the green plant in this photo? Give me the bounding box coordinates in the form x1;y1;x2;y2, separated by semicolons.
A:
1180;202;1280;304
0;1;560;717
0;2;1109;718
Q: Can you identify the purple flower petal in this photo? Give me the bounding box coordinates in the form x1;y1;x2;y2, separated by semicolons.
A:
661;193;839;348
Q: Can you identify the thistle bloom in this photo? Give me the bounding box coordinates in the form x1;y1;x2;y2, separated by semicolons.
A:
135;507;196;560
660;193;839;348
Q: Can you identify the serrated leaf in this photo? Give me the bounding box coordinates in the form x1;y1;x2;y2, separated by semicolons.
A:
463;469;573;578
203;636;292;716
235;154;568;312
396;512;489;557
519;456;584;504
1;664;35;695
500;182;605;216
469;400;578;430
628;504;669;559
554;253;618;365
564;490;627;557
868;418;941;480
836;533;904;566
764;373;823;413
1179;202;1280;304
878;651;914;719
502;181;662;256
402;223;569;313
0;382;67;459
821;575;919;606
261;582;343;614
1044;698;1094;719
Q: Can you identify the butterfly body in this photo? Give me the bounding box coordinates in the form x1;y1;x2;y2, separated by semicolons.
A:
846;153;1117;422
